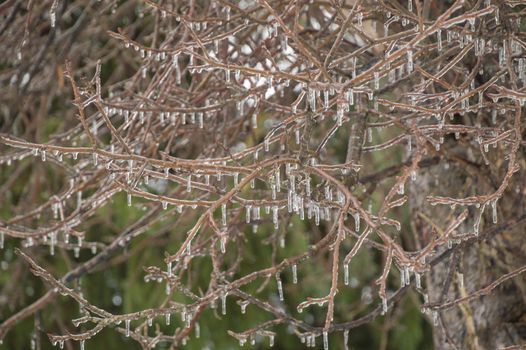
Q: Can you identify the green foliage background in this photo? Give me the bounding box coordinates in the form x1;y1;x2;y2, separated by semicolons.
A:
0;1;434;349
0;124;433;350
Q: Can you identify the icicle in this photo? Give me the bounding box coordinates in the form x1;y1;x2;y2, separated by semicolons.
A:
239;337;247;346
272;206;279;229
240;301;249;314
276;274;284;301
323;331;329;350
433;311;439;325
347;89;354;106
458;273;464;289
437;30;442;51
354;213;360;232
474;202;486;235
187;175;192;192
492;199;498;224
221;203;227;227
315;206;320;226
398;183;405;195
220;236;226;253
80;340;85;350
41;150;47;162
407;50;413;73
344;330;349;350
50;232;56;256
276;169;281;192
492;109;497;124
308;88;316;111
344;264;349;285
127;193;132;207
269;334;275;347
165;313;171;325
221;292;228;315
374;72;380;90
404;266;411;285
408;0;412;11
49;0;58;27
0;232;4;249
381;297;388;314
311;333;316;347
147;317;153;327
167;261;172;277
52;202;59;219
292;264;298;284
415;273;421;289
125;319;131;337
367;128;373;143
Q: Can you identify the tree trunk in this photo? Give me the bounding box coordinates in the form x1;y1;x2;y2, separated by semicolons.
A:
410;138;526;349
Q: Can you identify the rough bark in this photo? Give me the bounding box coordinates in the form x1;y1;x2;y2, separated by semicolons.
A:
410;139;526;349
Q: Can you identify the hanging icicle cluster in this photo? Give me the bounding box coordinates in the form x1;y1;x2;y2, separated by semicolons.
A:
0;0;525;348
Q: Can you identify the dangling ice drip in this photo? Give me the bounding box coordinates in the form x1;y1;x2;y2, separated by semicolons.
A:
245;205;251;223
381;296;388;314
221;290;228;315
406;49;414;73
272;206;279;229
292;264;298;284
49;0;58;28
221;203;227;227
473;202;486;235
276;273;284;301
491;198;498;224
